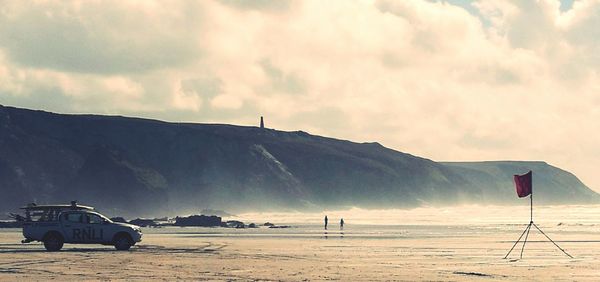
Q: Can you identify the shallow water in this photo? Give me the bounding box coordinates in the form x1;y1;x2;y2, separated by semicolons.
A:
229;204;600;226
134;204;600;243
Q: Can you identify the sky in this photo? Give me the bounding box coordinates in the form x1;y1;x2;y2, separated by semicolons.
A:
1;0;599;191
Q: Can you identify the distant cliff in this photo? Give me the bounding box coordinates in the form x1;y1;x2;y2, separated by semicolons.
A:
441;161;599;205
0;105;597;217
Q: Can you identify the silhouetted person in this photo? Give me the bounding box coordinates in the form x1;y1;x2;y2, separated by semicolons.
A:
340;218;344;230
324;215;328;230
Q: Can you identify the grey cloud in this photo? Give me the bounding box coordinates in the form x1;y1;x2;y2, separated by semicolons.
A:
0;2;203;74
282;106;375;144
457;64;522;85
491;67;521;85
181;77;222;100
381;52;407;69
374;0;458;53
505;2;555;49
563;6;600;71
218;0;292;11
473;1;559;50
259;59;306;95
458;132;513;150
0;84;75;115
288;107;349;131
375;1;409;18
147;98;262;126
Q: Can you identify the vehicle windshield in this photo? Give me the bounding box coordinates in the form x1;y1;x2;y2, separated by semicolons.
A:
95;212;113;223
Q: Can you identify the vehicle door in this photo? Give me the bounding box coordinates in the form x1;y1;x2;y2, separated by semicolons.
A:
83;213;108;243
61;212;87;243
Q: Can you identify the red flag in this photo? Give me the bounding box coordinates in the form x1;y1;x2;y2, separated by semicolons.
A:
514;171;532;198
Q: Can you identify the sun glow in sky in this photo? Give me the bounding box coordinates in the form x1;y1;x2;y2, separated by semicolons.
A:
1;0;599;191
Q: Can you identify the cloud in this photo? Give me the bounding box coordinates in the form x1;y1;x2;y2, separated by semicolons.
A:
218;0;292;11
211;94;243;110
1;0;600;191
0;1;204;74
259;59;306;95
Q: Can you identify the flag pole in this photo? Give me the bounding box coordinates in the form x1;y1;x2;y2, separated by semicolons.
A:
504;170;572;259
530;191;533;223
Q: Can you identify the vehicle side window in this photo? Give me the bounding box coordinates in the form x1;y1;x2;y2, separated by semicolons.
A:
86;214;103;224
65;213;82;223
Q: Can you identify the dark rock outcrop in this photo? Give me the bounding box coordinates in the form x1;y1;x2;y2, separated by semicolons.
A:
129;218;158;227
223;220;245;228
110;217;127;223
174;215;221;227
0;221;22;228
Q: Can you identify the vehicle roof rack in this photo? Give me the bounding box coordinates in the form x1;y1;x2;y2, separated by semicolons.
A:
20;201;94;211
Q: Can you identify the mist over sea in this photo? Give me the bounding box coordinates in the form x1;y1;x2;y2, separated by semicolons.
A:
123;204;600;253
230;205;600;226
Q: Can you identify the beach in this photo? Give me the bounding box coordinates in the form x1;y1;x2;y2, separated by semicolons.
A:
2;205;600;281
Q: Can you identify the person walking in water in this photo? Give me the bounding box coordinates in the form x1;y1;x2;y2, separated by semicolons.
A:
324;215;328;230
340;218;344;230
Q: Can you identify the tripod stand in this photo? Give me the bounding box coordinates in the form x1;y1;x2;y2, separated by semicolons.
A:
503;193;572;259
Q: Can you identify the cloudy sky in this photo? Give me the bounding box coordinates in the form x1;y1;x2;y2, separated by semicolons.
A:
1;0;599;191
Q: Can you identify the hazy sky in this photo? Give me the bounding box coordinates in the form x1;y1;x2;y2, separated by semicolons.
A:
1;0;599;191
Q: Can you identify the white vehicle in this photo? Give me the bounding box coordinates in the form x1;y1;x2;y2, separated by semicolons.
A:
19;202;142;251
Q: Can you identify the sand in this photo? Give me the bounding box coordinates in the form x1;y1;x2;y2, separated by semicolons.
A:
1;220;600;281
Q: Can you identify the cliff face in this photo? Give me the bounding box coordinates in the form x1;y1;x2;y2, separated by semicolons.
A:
0;105;597;217
441;161;599;205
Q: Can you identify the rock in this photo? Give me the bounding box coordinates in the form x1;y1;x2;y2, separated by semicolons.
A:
0;220;22;228
263;222;275;227
224;220;245;228
129;218;158;227
174;215;222;227
110;217;127;223
248;223;257;228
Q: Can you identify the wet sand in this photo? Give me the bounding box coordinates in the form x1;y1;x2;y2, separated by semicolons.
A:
1;222;600;281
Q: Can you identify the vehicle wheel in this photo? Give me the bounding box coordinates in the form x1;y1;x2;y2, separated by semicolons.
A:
114;234;132;251
43;233;64;252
